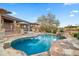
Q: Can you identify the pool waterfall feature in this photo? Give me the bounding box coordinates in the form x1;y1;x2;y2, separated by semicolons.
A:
11;34;58;55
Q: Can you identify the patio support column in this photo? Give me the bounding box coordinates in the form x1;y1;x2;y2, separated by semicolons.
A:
17;23;21;34
13;20;17;34
28;24;31;31
0;14;2;31
0;14;5;40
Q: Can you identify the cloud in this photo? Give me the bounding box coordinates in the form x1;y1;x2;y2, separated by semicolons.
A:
71;10;79;13
69;14;75;17
46;8;51;11
12;11;17;15
69;10;79;17
64;3;72;5
64;3;76;6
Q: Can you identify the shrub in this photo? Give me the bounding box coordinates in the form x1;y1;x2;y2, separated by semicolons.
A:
60;29;64;33
53;29;57;34
74;33;77;37
57;34;66;39
58;36;66;39
3;43;10;49
74;32;79;39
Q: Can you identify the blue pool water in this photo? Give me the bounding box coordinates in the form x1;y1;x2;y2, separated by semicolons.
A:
11;34;58;55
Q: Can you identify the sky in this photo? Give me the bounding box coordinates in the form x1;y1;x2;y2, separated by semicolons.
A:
0;3;79;27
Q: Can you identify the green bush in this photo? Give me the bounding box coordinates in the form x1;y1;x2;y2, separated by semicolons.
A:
57;35;66;39
53;29;57;34
60;29;64;33
74;32;79;39
74;33;77;37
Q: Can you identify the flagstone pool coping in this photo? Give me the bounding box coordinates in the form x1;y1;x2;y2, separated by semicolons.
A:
1;33;78;56
0;33;52;56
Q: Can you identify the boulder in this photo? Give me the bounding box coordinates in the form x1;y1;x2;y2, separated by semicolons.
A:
73;50;79;56
5;48;26;56
71;39;79;49
3;43;10;49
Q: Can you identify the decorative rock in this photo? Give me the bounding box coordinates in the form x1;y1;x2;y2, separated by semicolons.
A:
5;48;26;56
65;38;79;49
73;50;79;56
64;49;79;56
71;39;79;49
3;43;10;49
63;49;74;56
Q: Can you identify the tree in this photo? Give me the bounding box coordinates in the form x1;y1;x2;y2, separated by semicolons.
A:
37;13;60;33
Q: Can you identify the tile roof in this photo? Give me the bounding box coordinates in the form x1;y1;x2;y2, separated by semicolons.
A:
2;14;30;24
0;8;11;14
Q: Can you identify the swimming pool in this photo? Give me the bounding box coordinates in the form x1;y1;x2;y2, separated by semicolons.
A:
11;34;58;55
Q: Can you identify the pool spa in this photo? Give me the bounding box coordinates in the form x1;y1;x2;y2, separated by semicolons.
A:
11;34;58;55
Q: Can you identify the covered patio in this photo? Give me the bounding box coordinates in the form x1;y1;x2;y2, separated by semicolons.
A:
0;9;31;38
